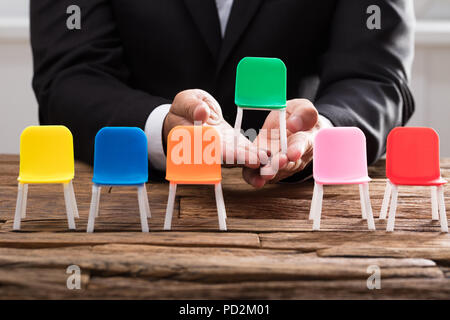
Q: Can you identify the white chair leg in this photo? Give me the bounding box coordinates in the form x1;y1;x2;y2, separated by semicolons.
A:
437;185;448;233
379;181;392;220
216;184;227;219
312;184;324;230
431;186;439;221
386;185;399;232
69;181;79;218
95;186;102;217
309;182;319;220
137;184;149;233
234;107;244;166
21;184;28;219
13;183;25;230
164;183;177;230
363;183;376;230
87;184;101;233
359;184;367;220
215;183;227;231
234;107;243;134
279;109;287;154
63;183;76;230
142;183;151;218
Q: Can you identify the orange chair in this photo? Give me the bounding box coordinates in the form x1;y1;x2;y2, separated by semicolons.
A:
164;126;227;230
380;127;448;232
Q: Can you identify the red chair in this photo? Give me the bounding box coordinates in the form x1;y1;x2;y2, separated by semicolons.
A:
380;127;448;232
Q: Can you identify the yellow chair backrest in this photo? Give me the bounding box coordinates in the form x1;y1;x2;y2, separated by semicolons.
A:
18;126;75;183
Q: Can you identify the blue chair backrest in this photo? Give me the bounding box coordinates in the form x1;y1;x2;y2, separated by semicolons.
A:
93;127;148;185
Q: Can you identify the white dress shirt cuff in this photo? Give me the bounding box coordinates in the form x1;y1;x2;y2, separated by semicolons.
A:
145;104;171;172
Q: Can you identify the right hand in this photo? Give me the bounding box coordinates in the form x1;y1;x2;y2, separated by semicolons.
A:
163;89;266;169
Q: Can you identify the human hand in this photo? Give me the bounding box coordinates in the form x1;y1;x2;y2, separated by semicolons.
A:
163;89;265;168
242;99;329;188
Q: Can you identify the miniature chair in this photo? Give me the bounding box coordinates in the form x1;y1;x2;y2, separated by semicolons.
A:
309;127;376;231
87;127;150;233
164;126;227;231
14;126;79;230
234;57;288;154
379;127;448;233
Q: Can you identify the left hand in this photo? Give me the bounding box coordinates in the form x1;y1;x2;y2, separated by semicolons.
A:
242;99;329;188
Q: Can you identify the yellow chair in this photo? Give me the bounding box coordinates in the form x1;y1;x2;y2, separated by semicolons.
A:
13;126;79;230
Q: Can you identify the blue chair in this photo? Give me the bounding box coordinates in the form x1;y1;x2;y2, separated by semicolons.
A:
87;127;151;232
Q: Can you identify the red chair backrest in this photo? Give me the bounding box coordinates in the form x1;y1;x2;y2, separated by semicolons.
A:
386;127;441;184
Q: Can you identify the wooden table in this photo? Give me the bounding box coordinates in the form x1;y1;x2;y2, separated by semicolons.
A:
0;154;449;299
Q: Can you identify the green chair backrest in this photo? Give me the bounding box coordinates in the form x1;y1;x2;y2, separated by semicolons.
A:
235;57;287;110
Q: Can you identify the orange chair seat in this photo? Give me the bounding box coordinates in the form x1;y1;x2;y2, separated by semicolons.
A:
166;176;222;185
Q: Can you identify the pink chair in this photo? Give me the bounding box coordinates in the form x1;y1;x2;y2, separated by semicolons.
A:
309;127;376;231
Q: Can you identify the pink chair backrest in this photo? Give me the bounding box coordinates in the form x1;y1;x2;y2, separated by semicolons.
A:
313;127;369;183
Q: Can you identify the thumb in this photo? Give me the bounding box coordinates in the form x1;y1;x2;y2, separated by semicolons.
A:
190;101;210;124
286;99;318;133
171;90;211;124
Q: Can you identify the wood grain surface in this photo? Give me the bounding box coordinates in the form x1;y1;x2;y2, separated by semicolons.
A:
0;154;449;299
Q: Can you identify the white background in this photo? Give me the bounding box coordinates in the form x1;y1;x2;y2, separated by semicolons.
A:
0;0;29;17
1;0;450;155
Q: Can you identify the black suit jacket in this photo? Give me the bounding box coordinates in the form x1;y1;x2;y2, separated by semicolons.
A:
31;0;415;179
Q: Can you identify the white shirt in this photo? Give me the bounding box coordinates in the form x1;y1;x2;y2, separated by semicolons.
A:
145;0;331;171
215;0;234;37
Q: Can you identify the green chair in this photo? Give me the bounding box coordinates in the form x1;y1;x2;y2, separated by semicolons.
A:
234;57;287;153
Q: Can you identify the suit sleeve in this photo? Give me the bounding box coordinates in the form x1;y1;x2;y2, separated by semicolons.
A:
315;0;415;164
30;0;170;171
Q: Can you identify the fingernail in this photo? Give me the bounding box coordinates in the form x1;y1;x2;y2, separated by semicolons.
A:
258;150;269;165
260;165;276;177
289;115;303;132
